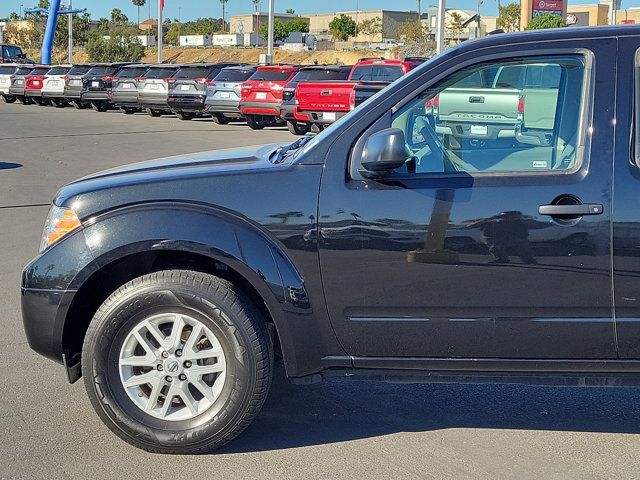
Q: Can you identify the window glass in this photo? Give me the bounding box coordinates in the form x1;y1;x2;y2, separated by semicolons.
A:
214;68;256;82
117;67;149;78
351;65;404;82
47;67;71;76
68;65;91;75
294;68;351;82
144;67;178;79
389;55;586;175
86;66;116;76
174;67;210;79
30;67;51;75
0;66;17;74
250;69;292;81
15;67;33;75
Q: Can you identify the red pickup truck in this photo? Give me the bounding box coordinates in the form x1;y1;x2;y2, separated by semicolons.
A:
294;57;427;128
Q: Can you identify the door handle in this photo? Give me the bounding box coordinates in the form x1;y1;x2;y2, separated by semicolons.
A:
539;204;604;216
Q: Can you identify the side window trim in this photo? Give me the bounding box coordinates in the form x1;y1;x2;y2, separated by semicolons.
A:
349;48;595;181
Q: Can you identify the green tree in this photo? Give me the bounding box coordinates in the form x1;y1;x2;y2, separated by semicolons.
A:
447;12;465;42
526;13;566;30
86;29;145;62
329;14;356;41
497;3;520;32
357;16;383;41
397;20;427;42
110;8;129;26
260;18;308;41
132;0;146;28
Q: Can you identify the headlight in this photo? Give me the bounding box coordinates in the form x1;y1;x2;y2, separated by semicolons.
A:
40;205;81;252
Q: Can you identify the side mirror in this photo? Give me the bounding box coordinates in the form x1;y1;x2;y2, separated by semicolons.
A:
17;53;26;59
359;128;407;178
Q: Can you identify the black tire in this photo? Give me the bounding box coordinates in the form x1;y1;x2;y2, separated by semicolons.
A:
245;115;265;130
92;102;108;113
122;107;136;115
72;100;88;109
3;95;16;104
287;121;310;136
211;113;230;125
81;270;273;454
148;108;163;117
52;99;66;108
176;111;195;121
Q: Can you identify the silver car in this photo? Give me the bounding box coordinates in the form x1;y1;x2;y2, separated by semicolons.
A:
0;64;20;103
138;64;181;117
204;65;257;124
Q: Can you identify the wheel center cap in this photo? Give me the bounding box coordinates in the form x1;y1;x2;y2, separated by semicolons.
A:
164;359;182;375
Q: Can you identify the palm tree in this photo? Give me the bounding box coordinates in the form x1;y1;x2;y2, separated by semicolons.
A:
252;0;261;35
220;0;229;33
110;8;128;26
132;0;146;28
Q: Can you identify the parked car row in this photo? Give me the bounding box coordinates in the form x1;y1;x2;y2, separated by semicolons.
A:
0;58;427;134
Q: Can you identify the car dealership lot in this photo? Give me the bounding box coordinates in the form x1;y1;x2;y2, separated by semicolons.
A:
2;104;640;479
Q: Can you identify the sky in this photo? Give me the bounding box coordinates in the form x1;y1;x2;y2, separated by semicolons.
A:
1;0;639;22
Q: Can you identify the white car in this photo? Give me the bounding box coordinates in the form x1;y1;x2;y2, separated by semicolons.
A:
42;65;73;107
0;64;20;103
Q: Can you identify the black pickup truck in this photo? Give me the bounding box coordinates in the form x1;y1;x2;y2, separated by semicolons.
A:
21;25;640;454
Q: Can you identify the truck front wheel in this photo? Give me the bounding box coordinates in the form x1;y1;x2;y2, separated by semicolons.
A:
287;121;310;136
81;270;273;454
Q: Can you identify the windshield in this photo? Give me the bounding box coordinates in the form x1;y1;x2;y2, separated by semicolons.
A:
46;67;71;76
294;69;350;82
0;66;17;74
250;69;292;82
145;67;178;79
350;65;404;82
214;68;255;82
86;66;116;76
118;67;149;78
174;67;210;79
68;66;91;75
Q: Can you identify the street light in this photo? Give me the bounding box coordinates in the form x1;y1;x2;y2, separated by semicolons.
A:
436;0;445;54
266;0;274;63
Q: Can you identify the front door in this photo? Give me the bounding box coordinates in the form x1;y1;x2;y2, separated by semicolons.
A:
319;40;616;359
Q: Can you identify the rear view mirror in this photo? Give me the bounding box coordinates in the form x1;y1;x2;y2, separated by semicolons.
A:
359;128;407;178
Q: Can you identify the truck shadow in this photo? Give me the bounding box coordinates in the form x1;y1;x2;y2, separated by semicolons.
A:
220;365;640;453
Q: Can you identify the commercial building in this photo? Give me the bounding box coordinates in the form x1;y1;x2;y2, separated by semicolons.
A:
229;13;307;35
305;10;422;42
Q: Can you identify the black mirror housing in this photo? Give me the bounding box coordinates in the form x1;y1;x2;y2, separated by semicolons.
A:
359;128;407;178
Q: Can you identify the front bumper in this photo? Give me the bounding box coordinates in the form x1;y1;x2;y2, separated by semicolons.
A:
239;100;282;117
167;94;206;112
21;229;95;365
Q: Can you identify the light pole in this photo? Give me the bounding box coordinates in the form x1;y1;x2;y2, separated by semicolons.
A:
266;0;274;63
436;0;445;54
158;0;163;63
67;0;73;64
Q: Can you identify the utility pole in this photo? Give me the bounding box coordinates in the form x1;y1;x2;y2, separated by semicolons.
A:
436;0;445;54
266;0;274;64
67;0;73;64
417;0;422;22
157;0;163;63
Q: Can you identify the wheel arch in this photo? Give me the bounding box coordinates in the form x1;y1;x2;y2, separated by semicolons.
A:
61;202;312;381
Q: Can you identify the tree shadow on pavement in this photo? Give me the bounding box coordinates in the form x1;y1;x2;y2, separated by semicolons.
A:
220;365;640;453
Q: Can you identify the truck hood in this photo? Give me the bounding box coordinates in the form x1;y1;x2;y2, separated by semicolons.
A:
56;143;286;215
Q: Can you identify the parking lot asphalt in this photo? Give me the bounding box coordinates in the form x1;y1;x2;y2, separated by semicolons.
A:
2;103;640;480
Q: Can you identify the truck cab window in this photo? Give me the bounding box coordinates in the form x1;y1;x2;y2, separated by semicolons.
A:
390;55;587;175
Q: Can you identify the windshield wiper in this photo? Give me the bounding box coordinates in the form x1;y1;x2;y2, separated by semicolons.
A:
271;135;315;164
